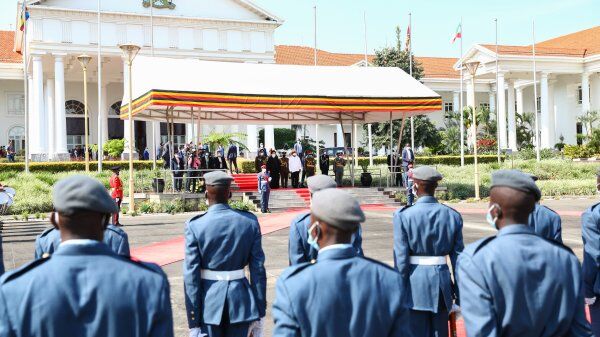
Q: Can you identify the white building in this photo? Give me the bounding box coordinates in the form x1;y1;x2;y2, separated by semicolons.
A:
1;0;599;159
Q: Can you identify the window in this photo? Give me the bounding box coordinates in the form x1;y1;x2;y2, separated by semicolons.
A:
444;102;454;112
7;94;24;116
479;103;490;111
577;122;583;145
8;126;25;153
109;101;122;116
333;133;351;148
67;135;85;150
160;122;187;149
65;100;85;115
536;97;541;113
578;85;592;105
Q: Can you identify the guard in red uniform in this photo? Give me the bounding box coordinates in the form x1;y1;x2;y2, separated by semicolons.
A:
109;166;123;226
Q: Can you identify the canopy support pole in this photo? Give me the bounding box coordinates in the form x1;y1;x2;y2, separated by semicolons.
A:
167;107;174;193
351;117;355;187
389;112;393;188
190;107;194;144
398;113;407;153
339;114;350;187
315;123;319;170
196;108;201;145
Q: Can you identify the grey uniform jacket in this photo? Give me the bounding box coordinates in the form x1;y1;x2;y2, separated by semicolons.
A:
34;224;130;258
528;203;562;243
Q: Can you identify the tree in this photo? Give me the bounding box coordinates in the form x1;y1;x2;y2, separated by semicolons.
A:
372;26;424;80
202;132;247;152
366;115;442;153
577;110;599;139
516;112;535;149
258;128;297;149
439;110;462;154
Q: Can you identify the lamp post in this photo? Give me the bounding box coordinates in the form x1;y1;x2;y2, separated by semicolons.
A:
119;44;141;212
77;54;92;173
465;61;481;200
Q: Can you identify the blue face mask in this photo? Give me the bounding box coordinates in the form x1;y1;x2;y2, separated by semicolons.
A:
307;222;320;251
486;204;499;229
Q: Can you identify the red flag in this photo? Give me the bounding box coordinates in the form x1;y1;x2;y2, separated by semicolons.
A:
452;23;462;43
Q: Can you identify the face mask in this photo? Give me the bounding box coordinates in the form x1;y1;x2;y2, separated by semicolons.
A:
217;154;222;157
293;154;297;157
307;222;320;251
262;169;267;173
412;182;418;195
486;204;499;229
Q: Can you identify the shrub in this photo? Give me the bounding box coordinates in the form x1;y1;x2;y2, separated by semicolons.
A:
0;160;160;173
104;139;125;158
563;145;594;159
230;199;256;211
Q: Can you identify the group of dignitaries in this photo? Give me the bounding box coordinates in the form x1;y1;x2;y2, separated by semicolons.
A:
3;166;600;337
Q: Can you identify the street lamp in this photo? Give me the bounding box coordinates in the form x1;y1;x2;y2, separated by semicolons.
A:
465;61;481;200
77;54;92;173
119;44;141;212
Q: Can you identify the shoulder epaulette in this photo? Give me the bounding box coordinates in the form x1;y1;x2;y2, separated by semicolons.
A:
38;227;56;238
360;256;397;272
119;256;167;276
463;236;497;256
187;212;207;223
279;261;313;280
1;255;51;284
589;202;600;212
105;225;127;237
441;203;461;217
540;204;559;215
295;212;311;222
543;237;575;255
397;205;412;213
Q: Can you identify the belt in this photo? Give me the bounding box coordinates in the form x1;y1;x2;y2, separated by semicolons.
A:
200;269;245;281
409;256;447;265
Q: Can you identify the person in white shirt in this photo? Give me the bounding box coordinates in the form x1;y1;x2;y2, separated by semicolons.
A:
289;150;303;188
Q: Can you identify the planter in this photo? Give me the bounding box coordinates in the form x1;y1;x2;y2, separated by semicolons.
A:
152;178;165;193
360;172;372;187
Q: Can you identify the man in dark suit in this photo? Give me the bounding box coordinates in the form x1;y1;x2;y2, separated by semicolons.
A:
227;142;239;174
402;143;415;186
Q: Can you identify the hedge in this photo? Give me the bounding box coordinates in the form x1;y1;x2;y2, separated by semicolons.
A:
0;155;504;173
0;160;161;173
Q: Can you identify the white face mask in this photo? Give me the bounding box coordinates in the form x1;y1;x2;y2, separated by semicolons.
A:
262;169;267;173
271;154;276;158
292;153;297;157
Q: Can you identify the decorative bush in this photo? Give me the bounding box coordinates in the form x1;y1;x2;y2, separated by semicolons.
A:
103;139;125;158
563;145;595;159
0;160;160;173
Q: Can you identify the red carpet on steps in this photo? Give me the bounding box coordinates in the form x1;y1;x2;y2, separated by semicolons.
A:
232;173;258;191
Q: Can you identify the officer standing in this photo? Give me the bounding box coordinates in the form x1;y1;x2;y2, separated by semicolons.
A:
303;149;316;178
393;166;463;337
34;222;130;258
0;175;174;337
184;171;266;337
527;174;562;243
273;189;410;336
257;164;271;213
280;152;290;188
333;151;347;187
458;170;591;336
108;166;123;226
319;150;329;176
582;167;600;335
288;175;363;265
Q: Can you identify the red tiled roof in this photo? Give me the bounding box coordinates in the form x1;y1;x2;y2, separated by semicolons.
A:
275;45;459;79
0;31;21;63
480;44;588;57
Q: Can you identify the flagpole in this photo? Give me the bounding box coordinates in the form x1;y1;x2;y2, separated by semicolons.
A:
532;19;540;162
150;0;158;171
97;0;103;171
364;11;373;167
459;17;464;167
313;4;320;170
409;12;415;150
22;4;29;173
495;18;500;164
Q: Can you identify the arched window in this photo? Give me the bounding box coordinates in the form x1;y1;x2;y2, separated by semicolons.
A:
8;125;25;153
109;101;122;116
65;100;85;115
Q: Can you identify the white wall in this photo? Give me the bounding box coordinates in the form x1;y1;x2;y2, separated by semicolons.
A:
0;80;26;149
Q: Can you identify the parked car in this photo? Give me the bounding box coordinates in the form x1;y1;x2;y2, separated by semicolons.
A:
323;147;354;156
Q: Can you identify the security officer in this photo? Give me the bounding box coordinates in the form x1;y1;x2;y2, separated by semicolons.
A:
273;189;410;336
393;166;463;337
458;170;591;336
288;174;363;265
582;167;600;336
333;151;347;187
184;171;266;337
303;149;316;178
34;222;130;259
0;175;174;337
527;174;562;243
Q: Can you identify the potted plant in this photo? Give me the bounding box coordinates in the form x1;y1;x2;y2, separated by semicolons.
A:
152;170;165;193
359;160;372;187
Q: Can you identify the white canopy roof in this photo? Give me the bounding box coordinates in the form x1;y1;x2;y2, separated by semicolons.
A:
121;56;442;125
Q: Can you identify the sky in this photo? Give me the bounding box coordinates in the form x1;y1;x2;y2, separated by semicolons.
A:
0;0;598;57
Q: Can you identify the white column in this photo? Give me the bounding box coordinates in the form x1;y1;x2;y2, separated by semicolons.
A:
548;82;556;147
507;80;517;150
452;91;460;112
516;87;524;116
540;72;551;148
368;123;373;166
45;78;55;159
497;72;507;149
336;124;345;147
185;123;193;143
582;72;591;114
466;79;475;108
246;125;258;157
54;55;68;159
27;74;34;158
122;60;137;157
264;125;275;151
488;91;496;115
32;55;47;160
99;83;108;146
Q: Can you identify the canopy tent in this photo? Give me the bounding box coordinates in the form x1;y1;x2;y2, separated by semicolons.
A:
120;56;442;124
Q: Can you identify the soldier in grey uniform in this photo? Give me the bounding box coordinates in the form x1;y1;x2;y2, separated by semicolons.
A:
527;174;562;243
393;166;463;337
582;167;600;335
184;171;266;337
458;170;591;336
0;175;174;337
273;189;410;336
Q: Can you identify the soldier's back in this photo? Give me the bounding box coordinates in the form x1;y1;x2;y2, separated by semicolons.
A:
0;242;172;337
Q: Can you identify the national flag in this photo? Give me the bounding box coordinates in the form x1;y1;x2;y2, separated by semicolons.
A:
18;2;29;32
405;24;411;51
451;23;462;44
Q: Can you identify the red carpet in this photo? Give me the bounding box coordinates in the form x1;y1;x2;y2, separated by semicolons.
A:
232;173;258;191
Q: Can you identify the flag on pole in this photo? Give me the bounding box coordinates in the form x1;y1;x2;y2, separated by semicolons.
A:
405;24;411;51
19;2;29;32
451;23;462;43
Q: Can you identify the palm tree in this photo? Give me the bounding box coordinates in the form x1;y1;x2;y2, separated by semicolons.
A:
202;132;248;153
516;112;535;148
